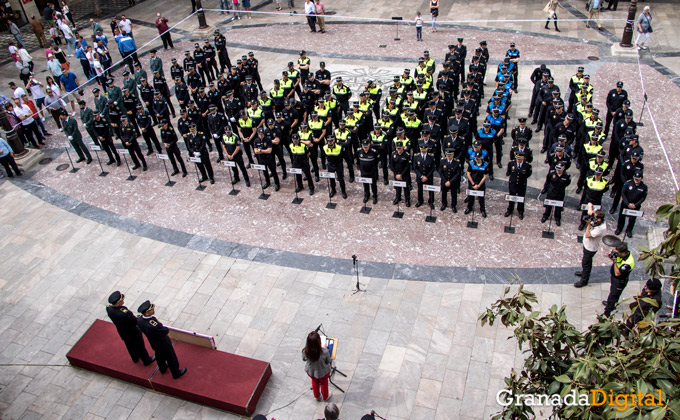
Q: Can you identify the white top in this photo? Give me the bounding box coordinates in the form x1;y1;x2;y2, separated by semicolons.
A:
583;222;606;252
93;60;104;76
8;45;18;57
59;22;74;39
49;83;61;97
13;87;27;99
304;1;315;16
119;19;132;34
18;48;32;63
14;104;35;125
28;82;46;99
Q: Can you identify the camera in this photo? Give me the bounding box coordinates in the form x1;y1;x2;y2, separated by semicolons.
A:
608;250;618;260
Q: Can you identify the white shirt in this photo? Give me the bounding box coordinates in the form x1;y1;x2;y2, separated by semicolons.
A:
8;45;18;57
93;60;104;76
583;221;606;252
119;19;132;34
13;87;27;98
18;48;32;63
304;1;315;15
59;22;73;39
14;104;35;125
49;83;61;97
28;82;46;99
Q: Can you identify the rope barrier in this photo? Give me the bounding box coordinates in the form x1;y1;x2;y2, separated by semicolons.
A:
635;51;679;191
202;8;629;24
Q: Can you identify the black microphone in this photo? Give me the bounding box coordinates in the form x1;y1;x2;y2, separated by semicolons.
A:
352;254;357;266
315;324;321;333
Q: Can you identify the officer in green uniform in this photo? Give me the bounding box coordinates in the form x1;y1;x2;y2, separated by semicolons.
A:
93;87;108;115
289;133;314;195
60;110;92;164
79;100;97;146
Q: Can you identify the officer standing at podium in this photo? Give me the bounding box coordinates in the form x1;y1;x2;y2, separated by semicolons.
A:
439;148;461;213
106;291;155;366
391;141;411;207
289;133;314;195
137;300;187;379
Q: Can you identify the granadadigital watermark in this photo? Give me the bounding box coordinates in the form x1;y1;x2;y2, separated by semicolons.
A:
497;389;663;412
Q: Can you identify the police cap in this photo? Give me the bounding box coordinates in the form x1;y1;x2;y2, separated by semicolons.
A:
138;300;153;314
631;151;641;158
136;103;143;109
625;110;633;117
361;139;370;146
474;150;483;158
482;121;491;127
594;167;604;175
518;137;527;144
566;113;574;121
92;87;100;93
555;145;564;151
189;122;197;128
597;150;606;157
516;150;525;157
108;291;123;304
444;148;455;154
558;134;567;141
634;170;643;179
396;127;405;133
555;163;565;170
395;141;404;148
616;81;624;87
518;117;527;123
473;140;481;147
162;118;170;124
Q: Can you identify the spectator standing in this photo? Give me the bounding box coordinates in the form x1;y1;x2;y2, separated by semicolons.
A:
304;0;316;32
430;0;439;32
7;19;26;49
26;76;47;120
585;0;602;30
16;59;32;85
58;70;79;115
543;0;565;32
47;54;63;78
0;136;21;178
636;6;653;50
314;0;326;33
155;13;174;50
12;97;44;147
9;81;26;99
287;0;297;15
90;18;103;36
119;15;133;37
30;16;48;48
61;1;75;27
415;11;423;42
18;46;34;73
8;42;18;62
59;19;75;56
49;25;62;45
43;87;66;129
75;41;92;79
21;94;50;137
43;3;55;28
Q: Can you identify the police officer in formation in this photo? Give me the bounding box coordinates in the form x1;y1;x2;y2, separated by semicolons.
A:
74;44;652;237
106;291;155;366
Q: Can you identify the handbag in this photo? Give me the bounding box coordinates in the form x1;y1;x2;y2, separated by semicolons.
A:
585;0;591;11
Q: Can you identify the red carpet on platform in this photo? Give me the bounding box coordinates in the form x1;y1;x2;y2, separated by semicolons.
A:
66;319;272;416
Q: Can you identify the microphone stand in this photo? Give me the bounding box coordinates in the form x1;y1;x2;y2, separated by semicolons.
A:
352;254;365;294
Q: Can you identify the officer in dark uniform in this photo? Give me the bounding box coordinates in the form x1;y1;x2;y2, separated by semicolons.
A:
152;90;171;124
322;136;347;199
289;133;314;195
204;40;219;80
214;29;231;72
170;58;184;83
136;104;161;155
504;151;532;219
413;141;436;209
174;76;189;110
120;116;147;171
160;119;187;177
369;123;389;185
137;300;187;379
153;71;175;118
93;112;121;166
390;141;411;206
540;162;570;225
509;138;533;163
253;127;280;190
579;167;609;230
511;117;533;146
605;81;628;136
465;151;488;217
356;139;379;204
439;148;461;212
610;151;643;214
186;123;215;184
616;170;647;237
222;125;250;187
475;121;496;179
207;105;227;162
106;291;155;365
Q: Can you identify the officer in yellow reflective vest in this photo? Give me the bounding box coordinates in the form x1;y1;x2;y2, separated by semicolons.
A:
332;77;352;117
222;125;250;187
334;121;355;182
323;136;347;199
603;242;635;317
579;167;609;230
237;109;256;166
298;122;319;181
366;80;382;120
400;69;415;92
270;79;286;113
289;133;314;195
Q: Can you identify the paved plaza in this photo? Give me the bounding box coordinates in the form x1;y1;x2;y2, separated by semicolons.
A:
1;0;679;419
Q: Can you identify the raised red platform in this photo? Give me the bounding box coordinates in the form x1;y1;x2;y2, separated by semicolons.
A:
66;319;272;416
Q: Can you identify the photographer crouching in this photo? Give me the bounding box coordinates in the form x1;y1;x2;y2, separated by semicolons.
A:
574;204;606;288
603;242;635;317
